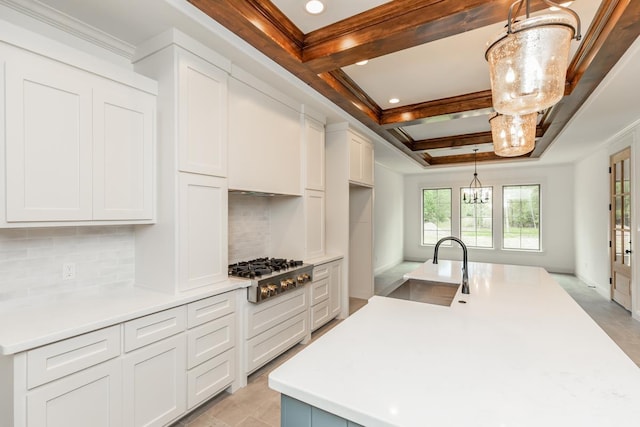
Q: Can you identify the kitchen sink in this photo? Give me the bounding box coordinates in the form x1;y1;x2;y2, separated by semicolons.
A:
385;278;459;306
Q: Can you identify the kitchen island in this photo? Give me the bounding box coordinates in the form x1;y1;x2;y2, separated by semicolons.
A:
268;261;640;426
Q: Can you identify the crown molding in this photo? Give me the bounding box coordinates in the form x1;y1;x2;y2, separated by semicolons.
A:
0;0;135;59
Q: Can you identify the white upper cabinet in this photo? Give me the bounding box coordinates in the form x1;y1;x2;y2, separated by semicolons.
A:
304;118;325;191
228;78;302;195
348;131;374;187
5;53;93;222
93;82;155;220
1;43;156;227
178;52;228;177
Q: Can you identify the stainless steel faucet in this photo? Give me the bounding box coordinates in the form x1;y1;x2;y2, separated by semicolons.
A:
433;236;470;294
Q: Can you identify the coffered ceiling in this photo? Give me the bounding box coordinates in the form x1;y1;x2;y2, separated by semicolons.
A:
187;0;640;167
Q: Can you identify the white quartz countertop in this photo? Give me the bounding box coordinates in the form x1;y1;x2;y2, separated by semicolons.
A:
269;261;640;426
0;279;249;355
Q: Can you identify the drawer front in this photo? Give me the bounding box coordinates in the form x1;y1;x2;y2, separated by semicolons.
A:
246;287;307;339
313;264;330;281
187;348;235;410
187;292;235;329
246;311;308;374
124;306;186;352
187;314;235;369
310;277;329;305
27;325;120;389
310;299;331;332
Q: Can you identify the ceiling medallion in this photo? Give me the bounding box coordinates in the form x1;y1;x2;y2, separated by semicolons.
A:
463;149;490;204
489;112;537;157
485;0;581;115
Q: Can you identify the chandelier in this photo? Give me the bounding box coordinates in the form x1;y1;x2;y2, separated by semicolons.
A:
489;112;538;157
485;0;581;115
463;149;489;204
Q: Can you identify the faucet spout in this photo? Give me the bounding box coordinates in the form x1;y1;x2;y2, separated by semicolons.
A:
432;236;470;294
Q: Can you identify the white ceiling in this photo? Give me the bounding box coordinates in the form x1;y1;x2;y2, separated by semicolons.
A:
20;0;640;173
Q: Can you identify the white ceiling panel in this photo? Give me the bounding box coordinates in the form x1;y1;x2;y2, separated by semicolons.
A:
403;114;493;141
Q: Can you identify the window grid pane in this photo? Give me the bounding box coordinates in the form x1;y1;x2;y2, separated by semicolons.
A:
460;187;493;248
503;185;540;250
422;188;452;245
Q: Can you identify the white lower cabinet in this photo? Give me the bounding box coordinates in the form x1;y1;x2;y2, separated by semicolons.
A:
1;291;239;427
26;358;122;427
122;334;187;427
309;258;343;331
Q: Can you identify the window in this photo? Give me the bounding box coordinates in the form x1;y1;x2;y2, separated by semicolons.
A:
460;187;493;248
503;185;540;250
422;188;451;245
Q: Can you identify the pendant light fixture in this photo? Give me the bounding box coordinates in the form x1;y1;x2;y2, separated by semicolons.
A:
485;0;581;115
463;149;489;204
489;112;538;157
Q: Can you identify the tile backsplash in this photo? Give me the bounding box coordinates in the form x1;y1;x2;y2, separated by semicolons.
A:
228;194;270;263
0;226;135;300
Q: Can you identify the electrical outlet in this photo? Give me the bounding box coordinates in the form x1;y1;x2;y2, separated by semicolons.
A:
62;262;76;280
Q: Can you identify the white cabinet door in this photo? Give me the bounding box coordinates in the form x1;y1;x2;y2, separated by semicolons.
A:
27;359;122;427
93;81;155;220
178;52;227;177
329;260;342;318
348;132;374;187
122;334;187;427
5;51;93;222
305;190;325;259
304;118;325;190
179;173;228;291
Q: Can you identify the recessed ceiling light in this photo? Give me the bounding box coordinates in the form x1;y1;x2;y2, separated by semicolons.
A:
356;60;368;66
389;98;400;104
305;0;324;15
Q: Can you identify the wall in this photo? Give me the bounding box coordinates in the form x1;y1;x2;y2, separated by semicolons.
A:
0;226;135;300
403;163;575;273
574;146;610;296
228;194;270;264
373;164;404;274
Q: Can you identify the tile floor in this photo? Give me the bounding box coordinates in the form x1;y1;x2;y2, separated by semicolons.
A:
173;265;640;427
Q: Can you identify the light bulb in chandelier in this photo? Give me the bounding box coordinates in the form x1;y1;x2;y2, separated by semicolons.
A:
485;0;581;115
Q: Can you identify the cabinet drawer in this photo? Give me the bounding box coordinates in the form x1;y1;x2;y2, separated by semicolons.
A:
124;306;186;352
310;299;331;332
187;314;235;369
187;292;235;329
246;311;308;374
246;287;307;339
187;348;235;410
313;264;330;280
27;325;120;389
310;277;329;305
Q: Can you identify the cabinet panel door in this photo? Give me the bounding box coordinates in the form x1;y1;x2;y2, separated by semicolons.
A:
187;348;235;410
93;81;155;220
348;135;362;184
27;359;122;427
305;118;325;190
305;190;325;259
179;174;228;291
122;334;187;427
361;141;374;186
178;53;227;177
5;52;92;221
329;260;342;318
187;314;235;369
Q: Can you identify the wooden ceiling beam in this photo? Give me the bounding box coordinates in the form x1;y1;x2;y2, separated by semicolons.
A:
428;150;522;165
380;90;494;128
413;132;494;151
302;0;550;73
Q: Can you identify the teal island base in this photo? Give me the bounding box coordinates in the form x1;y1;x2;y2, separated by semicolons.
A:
281;395;364;427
